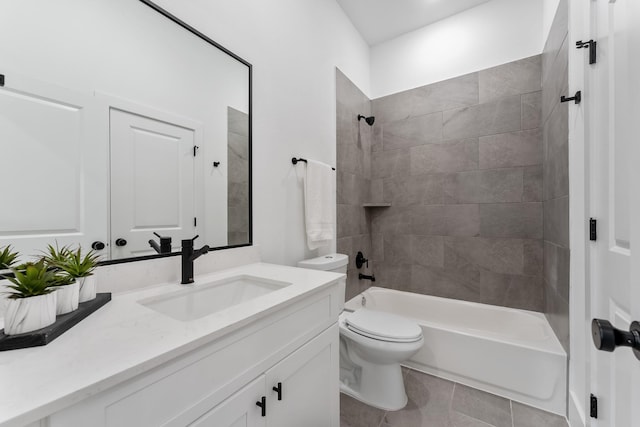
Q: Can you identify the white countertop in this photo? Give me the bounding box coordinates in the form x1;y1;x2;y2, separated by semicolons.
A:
0;262;343;427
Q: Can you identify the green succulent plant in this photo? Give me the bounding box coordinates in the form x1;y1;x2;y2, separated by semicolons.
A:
50;272;76;287
41;242;72;270
53;246;100;278
0;245;19;269
3;260;56;299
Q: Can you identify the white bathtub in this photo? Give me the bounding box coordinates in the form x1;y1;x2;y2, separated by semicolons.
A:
344;287;567;416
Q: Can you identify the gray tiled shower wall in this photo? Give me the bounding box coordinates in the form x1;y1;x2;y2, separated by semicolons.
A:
338;54;546;311
542;0;570;353
336;70;375;300
227;107;250;245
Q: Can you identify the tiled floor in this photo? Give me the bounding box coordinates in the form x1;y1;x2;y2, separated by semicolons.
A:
340;368;568;427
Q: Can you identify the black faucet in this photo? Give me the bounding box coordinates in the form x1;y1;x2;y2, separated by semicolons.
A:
181;235;210;284
149;232;172;254
359;273;376;282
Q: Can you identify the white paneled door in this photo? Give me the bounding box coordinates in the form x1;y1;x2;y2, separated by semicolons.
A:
589;0;640;425
0;74;106;259
110;108;196;259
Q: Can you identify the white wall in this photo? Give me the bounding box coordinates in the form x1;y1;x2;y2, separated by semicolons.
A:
369;0;543;98
153;0;370;266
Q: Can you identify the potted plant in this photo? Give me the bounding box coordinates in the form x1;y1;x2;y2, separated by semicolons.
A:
42;244;79;314
0;245;19;270
53;246;100;302
3;260;57;335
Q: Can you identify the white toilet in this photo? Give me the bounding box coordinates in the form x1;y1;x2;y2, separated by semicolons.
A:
298;254;424;411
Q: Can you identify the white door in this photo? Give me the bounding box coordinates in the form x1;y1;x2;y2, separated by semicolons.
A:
589;0;640;425
265;325;339;427
0;73;106;260
188;376;266;427
110;108;196;259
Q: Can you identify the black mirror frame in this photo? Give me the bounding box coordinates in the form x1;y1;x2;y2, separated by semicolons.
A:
100;0;253;266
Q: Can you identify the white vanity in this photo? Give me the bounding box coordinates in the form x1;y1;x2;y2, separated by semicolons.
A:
0;260;344;427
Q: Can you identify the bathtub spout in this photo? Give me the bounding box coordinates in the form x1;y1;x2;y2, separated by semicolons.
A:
358;273;376;282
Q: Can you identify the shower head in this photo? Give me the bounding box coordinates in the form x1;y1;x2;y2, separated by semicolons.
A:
357;115;375;126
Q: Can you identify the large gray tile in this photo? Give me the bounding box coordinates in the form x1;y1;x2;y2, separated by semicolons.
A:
542;36;568;124
384;234;413;265
338;140;367;176
410;235;445;268
443;95;522;140
444;237;525;275
544;241;570;301
449;411;496;427
337;204;367;238
522;91;542;130
337;171;369;205
371;208;412;235
543;196;569;247
408;264;480;300
524;239;544;277
337;101;358;149
512;401;568;427
383;370;455;427
479;129;542;169
479;55;541;103
337;68;371;115
481;270;544;311
383;174;445;206
340;393;386;427
372;73;479;124
227;107;249;136
451;384;512;427
543;102;569;200
410;205;480;237
479;203;543;239
376;262;412;289
443;168;524;204
370;178;384;203
372;148;411;179
410;139;478;174
372;124;383;152
523;165;543;202
545;284;570;353
382;112;443;151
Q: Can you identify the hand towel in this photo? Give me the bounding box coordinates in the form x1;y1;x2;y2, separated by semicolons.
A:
304;159;335;249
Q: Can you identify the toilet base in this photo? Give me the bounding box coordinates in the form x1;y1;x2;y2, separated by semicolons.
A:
339;362;408;411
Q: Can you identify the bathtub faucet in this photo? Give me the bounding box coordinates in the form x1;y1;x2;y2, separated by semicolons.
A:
358;273;376;282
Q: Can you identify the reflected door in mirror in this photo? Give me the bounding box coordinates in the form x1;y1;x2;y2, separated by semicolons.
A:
110;109;197;259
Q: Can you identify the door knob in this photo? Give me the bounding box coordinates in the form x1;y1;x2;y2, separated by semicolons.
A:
91;241;105;251
115;238;127;247
591;318;640;360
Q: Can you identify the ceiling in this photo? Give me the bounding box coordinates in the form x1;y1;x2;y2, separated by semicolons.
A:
336;0;492;46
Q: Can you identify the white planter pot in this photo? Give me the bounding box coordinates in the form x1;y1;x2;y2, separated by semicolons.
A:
3;292;57;335
78;275;97;302
55;281;79;315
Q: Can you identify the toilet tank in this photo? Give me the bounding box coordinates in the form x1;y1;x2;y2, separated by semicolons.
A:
297;253;348;274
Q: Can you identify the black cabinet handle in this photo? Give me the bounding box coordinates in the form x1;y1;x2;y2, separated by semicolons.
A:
256;396;266;417
272;382;282;401
592;318;640;360
91;241;105;251
115;238;127;247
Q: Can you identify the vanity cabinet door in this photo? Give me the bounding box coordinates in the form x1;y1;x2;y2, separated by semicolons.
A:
265;324;339;427
189;376;266;427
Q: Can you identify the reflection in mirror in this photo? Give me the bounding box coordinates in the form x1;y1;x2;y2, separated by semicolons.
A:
0;0;251;262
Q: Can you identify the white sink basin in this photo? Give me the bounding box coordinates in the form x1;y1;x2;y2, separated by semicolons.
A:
139;275;291;321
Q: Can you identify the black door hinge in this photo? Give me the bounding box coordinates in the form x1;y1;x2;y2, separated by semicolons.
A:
194;217;197;227
193;145;199;157
590;393;598;418
576;40;597;64
590;218;597;241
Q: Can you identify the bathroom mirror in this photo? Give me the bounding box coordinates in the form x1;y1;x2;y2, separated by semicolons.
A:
0;0;252;262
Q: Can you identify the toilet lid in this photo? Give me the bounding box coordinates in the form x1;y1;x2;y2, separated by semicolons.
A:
345;309;422;343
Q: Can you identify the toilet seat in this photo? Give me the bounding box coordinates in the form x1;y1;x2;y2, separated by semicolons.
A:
344;309;422;343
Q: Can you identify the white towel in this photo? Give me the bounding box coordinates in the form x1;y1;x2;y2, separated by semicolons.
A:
304;160;335;249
